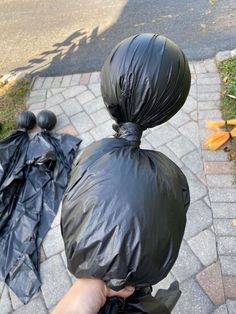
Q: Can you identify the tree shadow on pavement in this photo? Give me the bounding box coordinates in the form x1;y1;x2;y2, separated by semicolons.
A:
11;0;236;76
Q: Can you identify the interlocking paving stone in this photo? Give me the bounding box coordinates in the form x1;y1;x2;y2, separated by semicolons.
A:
198;109;222;120
152;272;175;296
42;77;54;89
198;93;220;102
79;132;95;148
0;285;12;314
50;87;66;95
214;219;236;236
189;83;197;97
223;276;236;299
51;203;62;228
169;110;190;128
76;90;95;104
188;229;217;266
32;77;45;90
9;288;41;311
30;89;47;97
61;251;76;283
70;74;81;86
196;262;225;305
146;124;179;148
181;149;203;173
47;104;63;116
79;73;91;85
197;77;220;85
90;120;114;141
204;161;233;174
13;297;47;314
194;61;207;73
82;96;105;114
90;108;110;125
40;255;71;309
55;114;71;130
198;100;220;110
196;170;207;186
206;174;235;188
184;200;212;240
89;72;100;84
227;300;236;314
140;137;153;150
27;94;46;105
198;84;221;93
62;85;86;99
204;59;218;72
61;98;82;116
0;281;4;296
218;237;236;255
47;90;53;98
43;225;65;258
51;76;63;88
171;241;202;283
209;188;236;203
61;75;72;87
45;93;64;108
178;121;199;147
190;110;198;121
212;304;228;314
211;203;236;219
182;95;197;113
202;150;228;162
71;111;95;133
182;168;207;203
172;278;214;314
29;102;45;111
167;136;196;158
220;256;236;276
58;124;78;136
88;83;101;97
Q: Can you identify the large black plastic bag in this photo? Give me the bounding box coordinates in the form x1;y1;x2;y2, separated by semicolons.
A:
0;130;81;303
61;34;191;312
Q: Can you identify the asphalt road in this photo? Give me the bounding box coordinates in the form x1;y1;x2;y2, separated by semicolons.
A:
0;0;236;76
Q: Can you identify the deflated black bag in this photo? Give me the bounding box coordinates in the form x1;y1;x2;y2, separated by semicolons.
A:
0;130;81;303
61;34;191;312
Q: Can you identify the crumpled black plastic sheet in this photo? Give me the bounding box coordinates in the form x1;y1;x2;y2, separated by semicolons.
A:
0;130;81;303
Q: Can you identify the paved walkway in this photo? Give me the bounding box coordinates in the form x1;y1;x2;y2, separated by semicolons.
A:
1;59;236;314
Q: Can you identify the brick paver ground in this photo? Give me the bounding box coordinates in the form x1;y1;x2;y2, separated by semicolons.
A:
1;58;236;314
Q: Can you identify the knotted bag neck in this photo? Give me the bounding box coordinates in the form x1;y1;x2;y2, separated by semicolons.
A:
113;122;144;147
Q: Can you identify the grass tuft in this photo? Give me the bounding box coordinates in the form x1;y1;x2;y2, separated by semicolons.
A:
0;79;31;139
218;58;236;177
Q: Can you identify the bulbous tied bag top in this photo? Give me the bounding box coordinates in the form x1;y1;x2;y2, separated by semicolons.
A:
61;34;191;291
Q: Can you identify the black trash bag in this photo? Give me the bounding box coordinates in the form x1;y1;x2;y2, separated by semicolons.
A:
99;281;181;314
61;34;190;312
0;130;81;303
99;287;171;314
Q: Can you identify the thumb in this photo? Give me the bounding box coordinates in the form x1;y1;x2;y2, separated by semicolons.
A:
106;286;135;299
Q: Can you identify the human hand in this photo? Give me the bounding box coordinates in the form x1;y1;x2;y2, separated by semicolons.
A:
52;278;135;314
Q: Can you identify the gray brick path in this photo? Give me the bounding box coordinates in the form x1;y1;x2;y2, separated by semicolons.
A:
1;59;236;313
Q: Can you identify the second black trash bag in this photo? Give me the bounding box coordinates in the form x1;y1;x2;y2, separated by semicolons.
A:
0;129;81;303
61;33;191;305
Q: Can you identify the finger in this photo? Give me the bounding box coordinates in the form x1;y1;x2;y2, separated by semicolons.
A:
106;286;135;299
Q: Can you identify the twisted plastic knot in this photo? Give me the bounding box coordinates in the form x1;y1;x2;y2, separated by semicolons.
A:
113;122;144;146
